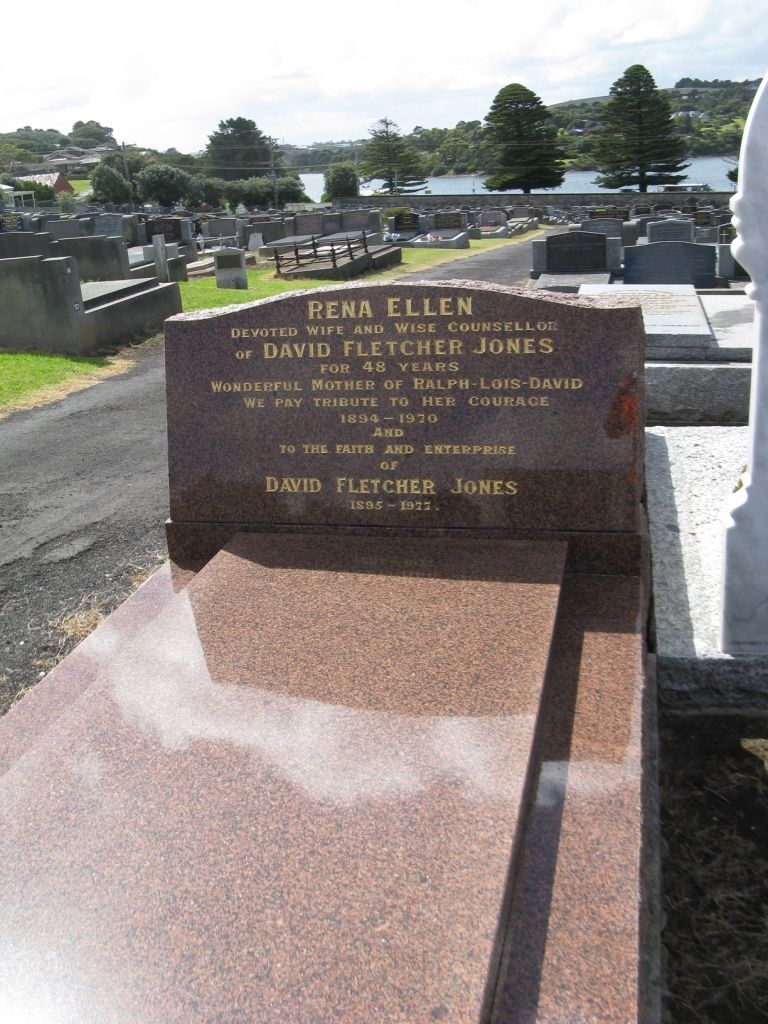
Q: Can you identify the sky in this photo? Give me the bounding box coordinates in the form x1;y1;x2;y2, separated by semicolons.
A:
2;0;765;157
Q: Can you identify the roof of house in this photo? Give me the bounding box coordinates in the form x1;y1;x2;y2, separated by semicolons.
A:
16;173;65;186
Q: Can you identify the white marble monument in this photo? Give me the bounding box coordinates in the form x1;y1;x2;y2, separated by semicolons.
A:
721;71;768;654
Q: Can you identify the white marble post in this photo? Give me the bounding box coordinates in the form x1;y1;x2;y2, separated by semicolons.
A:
721;71;768;654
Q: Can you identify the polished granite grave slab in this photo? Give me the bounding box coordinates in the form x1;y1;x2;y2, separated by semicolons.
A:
579;283;742;361
491;572;652;1024
0;533;570;1023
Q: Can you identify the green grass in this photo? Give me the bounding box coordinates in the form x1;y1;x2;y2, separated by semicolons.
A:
178;267;328;311
0;351;111;409
68;180;92;195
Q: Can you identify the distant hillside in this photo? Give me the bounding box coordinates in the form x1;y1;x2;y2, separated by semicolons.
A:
546;78;758;167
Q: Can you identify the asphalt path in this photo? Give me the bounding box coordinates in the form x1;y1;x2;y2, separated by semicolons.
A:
0;236;540;706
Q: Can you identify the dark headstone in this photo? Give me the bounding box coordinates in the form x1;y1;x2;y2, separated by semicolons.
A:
255;221;286;243
624;241;717;288
213;247;248;290
46;219;84;240
0;231;52;259
546;231;607;272
340;210;372;231
147;217;183;243
433;212;464;230
393;211;420;232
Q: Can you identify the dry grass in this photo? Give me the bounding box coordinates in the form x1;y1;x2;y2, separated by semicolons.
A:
661;714;768;1024
7;549;167;712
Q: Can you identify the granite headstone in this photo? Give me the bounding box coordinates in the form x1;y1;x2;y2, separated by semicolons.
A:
165;282;644;563
624;241;717;288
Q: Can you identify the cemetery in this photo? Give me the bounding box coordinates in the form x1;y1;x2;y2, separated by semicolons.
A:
0;70;766;1024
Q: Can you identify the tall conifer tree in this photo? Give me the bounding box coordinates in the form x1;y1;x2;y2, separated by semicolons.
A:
483;84;565;193
359;118;427;194
593;65;689;192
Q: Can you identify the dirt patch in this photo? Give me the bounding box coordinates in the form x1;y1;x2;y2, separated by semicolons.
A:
2;548;166;716
660;713;768;1024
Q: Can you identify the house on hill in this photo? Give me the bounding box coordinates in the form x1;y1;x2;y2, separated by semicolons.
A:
16;172;74;195
42;145;112;176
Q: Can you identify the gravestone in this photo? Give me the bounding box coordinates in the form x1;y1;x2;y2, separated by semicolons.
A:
46;219;85;240
579;283;720;360
534;230;622;275
579;217;623;237
0;281;654;1023
579;216;637;246
255;220;286;244
52;234;131;281
146;217;183;243
165;282;645;561
94;213;126;238
293;212;325;235
214;247;248;289
548;231;606;270
321;213;343;234
624;241;717;288
696;226;718;243
341;209;379;232
646;218;695;243
389;210;420;234
0;231;52;259
433;211;467;230
152;233;170;283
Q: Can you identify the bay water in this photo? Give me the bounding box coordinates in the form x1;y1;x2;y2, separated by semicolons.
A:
300;155;736;203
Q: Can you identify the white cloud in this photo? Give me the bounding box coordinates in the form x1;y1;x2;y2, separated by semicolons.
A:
0;0;764;151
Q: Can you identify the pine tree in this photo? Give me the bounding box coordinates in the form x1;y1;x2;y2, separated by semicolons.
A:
203;118;281;182
359;118;426;194
482;84;565;193
593;65;689;192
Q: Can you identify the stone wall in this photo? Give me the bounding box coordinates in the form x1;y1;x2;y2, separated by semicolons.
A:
333;192;733;212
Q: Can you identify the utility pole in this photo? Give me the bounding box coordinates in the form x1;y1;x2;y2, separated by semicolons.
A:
270;142;278;208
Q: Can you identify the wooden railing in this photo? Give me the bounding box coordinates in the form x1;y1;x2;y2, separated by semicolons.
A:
274;231;370;274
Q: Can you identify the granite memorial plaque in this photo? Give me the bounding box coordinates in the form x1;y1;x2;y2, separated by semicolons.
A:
579;283;718;360
393;211;420;232
546;231;607;271
624;240;716;288
165;282;644;546
433;211;465;230
646;218;695;243
579;217;623;238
